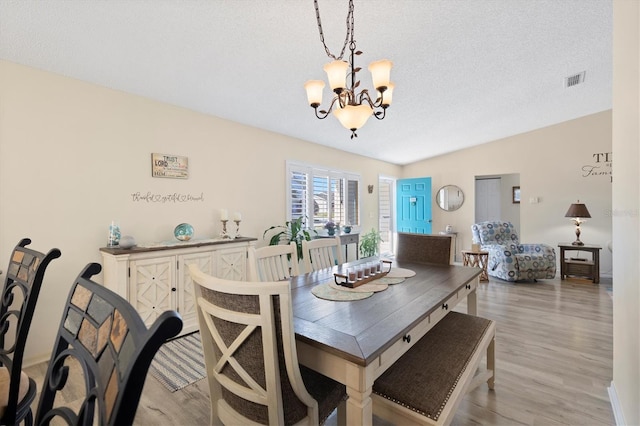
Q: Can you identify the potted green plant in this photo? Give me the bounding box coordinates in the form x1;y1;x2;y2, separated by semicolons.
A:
360;228;383;258
263;216;317;260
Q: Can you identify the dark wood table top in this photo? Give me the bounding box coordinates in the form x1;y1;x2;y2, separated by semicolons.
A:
291;258;481;366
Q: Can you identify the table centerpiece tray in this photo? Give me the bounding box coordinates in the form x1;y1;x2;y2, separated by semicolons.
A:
334;260;392;288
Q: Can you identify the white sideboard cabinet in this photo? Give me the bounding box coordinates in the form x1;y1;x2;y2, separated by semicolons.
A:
100;237;256;335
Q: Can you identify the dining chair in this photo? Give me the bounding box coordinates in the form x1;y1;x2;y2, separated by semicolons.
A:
302;236;344;273
395;232;454;265
34;263;183;426
248;242;299;282
188;264;346;425
0;238;61;426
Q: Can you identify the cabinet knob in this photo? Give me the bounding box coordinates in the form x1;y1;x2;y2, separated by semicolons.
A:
171;287;177;292
402;334;411;343
466;284;471;289
442;303;449;310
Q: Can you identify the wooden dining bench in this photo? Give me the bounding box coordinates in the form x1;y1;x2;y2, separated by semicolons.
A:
372;311;496;425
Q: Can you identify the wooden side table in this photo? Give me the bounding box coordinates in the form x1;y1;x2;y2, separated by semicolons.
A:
461;250;489;281
558;243;601;284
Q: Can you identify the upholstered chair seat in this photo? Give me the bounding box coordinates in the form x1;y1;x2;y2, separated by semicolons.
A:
471;221;556;282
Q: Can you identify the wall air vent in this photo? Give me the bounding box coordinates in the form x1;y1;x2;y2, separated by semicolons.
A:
565;71;586;88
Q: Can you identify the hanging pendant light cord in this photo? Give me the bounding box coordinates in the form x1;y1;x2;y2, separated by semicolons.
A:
314;0;354;60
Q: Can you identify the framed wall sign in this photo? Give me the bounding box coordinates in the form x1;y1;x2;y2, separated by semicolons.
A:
151;153;188;179
512;186;521;204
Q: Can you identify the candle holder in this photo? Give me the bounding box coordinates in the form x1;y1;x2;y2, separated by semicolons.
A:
234;220;242;238
220;220;231;239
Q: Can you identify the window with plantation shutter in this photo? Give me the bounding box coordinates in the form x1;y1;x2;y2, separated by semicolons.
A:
286;161;360;230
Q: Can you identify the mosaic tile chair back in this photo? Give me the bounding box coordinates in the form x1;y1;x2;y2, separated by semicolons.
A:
0;238;61;425
34;263;183;426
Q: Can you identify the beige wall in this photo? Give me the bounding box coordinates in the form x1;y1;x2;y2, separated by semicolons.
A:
0;60;402;362
611;1;639;424
403;111;613;276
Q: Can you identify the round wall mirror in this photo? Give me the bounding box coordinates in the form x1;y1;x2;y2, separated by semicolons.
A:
436;185;465;211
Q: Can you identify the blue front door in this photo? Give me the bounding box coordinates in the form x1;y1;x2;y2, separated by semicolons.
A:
396;177;432;234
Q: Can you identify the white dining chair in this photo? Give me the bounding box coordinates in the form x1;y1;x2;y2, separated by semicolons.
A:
188;264;346;425
302;236;344;272
248;241;299;281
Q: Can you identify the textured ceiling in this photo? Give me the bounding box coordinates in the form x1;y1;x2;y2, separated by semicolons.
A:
0;0;612;165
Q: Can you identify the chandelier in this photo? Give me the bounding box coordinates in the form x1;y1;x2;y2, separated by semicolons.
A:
304;0;394;139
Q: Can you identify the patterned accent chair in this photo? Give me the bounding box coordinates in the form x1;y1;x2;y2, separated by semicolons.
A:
471;221;556;282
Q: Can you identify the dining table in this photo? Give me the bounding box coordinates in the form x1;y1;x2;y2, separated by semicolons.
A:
291;257;481;426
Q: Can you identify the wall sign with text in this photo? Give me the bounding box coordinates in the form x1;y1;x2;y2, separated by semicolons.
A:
151;153;188;179
583;152;612;182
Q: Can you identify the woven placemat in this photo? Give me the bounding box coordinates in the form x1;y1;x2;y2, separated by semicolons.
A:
376;276;406;285
311;283;373;301
329;281;389;293
386;268;416;278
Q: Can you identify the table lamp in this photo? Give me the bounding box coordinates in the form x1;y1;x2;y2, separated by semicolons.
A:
565;201;591;246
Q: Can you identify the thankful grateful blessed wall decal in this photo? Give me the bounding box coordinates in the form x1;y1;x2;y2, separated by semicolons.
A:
131;192;204;203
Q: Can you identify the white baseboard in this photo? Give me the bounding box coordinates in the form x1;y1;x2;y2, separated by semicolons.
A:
608;381;626;426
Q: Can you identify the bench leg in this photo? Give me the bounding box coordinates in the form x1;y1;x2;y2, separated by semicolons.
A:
487;335;495;390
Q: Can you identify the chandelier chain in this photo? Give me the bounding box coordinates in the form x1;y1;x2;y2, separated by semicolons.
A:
313;0;354;61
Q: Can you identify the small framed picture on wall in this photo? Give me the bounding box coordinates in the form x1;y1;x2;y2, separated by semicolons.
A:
512;186;521;204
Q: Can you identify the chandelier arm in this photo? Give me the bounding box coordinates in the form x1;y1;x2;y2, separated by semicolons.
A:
373;107;387;120
312;107;331;120
358;90;378;108
312;96;342;119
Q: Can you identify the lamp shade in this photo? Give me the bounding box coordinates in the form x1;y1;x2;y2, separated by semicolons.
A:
304;80;325;107
565;202;591;218
323;60;349;92
333;104;372;131
379;82;394;107
368;59;393;90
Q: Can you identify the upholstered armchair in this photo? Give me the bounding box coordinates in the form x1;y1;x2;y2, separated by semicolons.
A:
471;221;556;282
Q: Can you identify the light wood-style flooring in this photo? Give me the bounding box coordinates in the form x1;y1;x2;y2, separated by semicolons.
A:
25;275;614;425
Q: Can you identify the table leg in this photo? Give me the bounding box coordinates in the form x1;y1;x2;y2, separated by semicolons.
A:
467;287;477;316
345;386;373;426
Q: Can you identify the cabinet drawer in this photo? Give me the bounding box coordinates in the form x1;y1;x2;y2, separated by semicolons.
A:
341;234;359;245
378;314;433;374
457;279;477;300
428;292;459;325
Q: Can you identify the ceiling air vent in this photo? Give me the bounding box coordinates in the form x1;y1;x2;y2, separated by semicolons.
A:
565;71;586;88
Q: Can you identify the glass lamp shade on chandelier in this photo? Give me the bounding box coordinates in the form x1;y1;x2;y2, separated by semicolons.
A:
304;0;394;139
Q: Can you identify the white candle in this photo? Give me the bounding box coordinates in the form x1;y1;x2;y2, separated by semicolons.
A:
234;212;242;221
220;209;228;220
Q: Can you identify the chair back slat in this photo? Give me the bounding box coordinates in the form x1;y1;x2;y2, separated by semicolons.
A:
302;237;343;272
249;242;299;282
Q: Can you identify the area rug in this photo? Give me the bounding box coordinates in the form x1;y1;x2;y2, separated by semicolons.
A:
149;332;206;392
